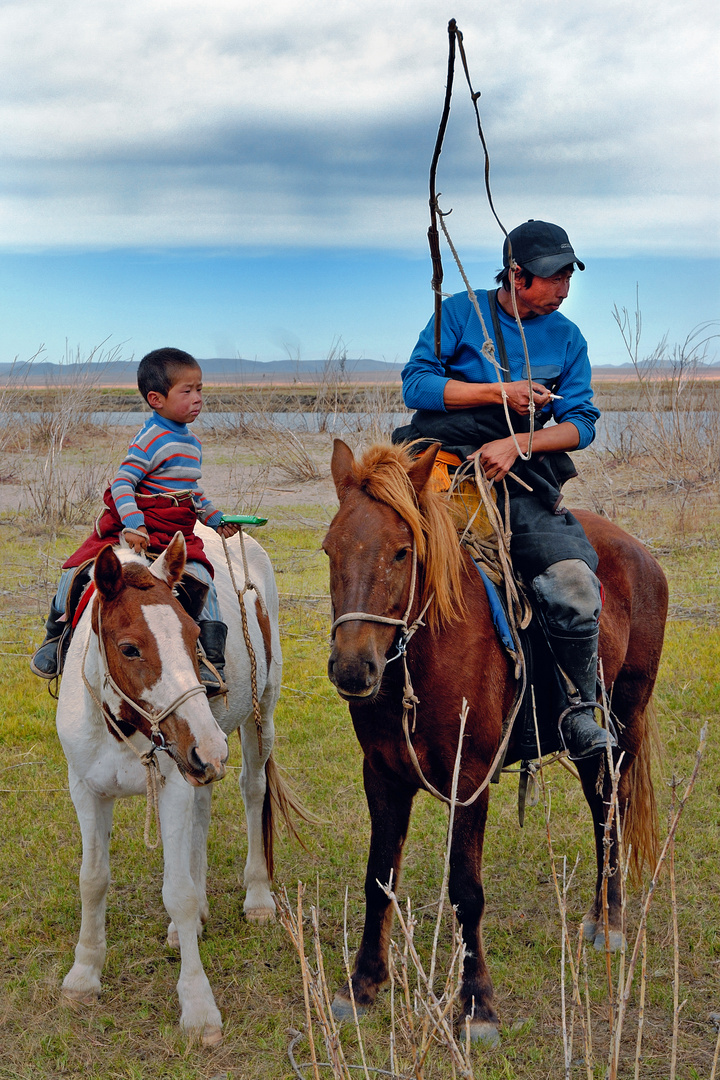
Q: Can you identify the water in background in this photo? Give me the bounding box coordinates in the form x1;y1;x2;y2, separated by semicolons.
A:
6;411;710;451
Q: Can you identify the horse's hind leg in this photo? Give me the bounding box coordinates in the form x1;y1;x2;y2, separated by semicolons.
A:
578;676;658;952
62;777;114;1004
449;792;500;1045
332;761;415;1019
167;785;212;949
577;752;630;952
239;690;276;921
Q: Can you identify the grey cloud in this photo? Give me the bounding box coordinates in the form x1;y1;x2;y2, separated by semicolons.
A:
0;0;717;253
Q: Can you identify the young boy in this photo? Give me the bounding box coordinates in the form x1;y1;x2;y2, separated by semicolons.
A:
30;347;239;694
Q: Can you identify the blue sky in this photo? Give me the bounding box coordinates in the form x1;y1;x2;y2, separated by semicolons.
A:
1;0;718;369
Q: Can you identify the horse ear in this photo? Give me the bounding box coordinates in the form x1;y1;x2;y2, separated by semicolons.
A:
151;531;187;588
330;439;358;501
94;544;124;601
407;442;441;496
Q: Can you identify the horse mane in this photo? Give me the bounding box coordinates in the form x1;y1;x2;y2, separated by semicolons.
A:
349;443;466;630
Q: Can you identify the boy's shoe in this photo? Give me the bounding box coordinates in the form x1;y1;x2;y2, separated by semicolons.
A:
198;620;228;697
30;603;66;679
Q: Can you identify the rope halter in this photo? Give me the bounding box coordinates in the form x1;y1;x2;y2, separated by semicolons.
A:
82;599;208;849
329;543;434;667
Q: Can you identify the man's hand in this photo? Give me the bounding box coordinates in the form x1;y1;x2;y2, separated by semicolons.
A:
469;437;520;482
217;522;240;539
443;377;552;413
502;381;552;416
122;525;149;553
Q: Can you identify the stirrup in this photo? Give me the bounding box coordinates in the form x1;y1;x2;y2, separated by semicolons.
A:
558;701;617;760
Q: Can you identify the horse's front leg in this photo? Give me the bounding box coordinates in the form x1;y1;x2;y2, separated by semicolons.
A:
61;772;114;1004
167;784;212;949
449;791;500;1045
238;691;276;922
159;775;222;1046
332;759;415;1019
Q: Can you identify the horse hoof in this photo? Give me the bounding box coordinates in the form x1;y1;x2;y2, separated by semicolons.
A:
202;1024;223;1048
331;994;366;1022
467;1020;501;1047
61;988;100;1008
244;906;276;924
594;929;625;953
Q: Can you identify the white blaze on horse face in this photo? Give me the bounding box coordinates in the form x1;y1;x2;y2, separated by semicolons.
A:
141;604;228;762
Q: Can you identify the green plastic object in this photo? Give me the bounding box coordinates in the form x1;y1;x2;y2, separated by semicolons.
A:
220;514;268;527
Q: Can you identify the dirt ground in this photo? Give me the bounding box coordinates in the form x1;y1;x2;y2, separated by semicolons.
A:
0;425;341;520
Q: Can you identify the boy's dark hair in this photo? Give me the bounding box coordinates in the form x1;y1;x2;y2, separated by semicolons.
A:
494;266;535;291
137;348;200;402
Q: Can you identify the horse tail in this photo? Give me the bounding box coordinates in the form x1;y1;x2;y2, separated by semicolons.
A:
624;695;662;885
262;752;315;882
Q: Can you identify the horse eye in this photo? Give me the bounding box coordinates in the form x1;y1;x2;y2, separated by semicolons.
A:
119;643;142;659
395;548;409;563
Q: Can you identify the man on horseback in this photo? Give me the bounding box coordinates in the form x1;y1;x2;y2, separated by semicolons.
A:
394;219;614;760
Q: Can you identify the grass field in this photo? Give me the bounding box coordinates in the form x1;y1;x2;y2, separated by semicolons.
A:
0;420;718;1079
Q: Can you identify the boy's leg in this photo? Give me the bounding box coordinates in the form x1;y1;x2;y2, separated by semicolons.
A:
30;568;76;679
185;561;227;696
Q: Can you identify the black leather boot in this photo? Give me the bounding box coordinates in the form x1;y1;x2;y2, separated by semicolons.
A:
549;629;617;760
30;602;66;679
198;620;228;697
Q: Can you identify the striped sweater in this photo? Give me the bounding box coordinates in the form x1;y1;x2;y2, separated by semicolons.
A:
110;414;223;531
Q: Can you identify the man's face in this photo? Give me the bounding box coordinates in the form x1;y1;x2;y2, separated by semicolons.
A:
513;266;574;318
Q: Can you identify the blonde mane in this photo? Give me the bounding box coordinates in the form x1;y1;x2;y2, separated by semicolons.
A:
350;443;466;630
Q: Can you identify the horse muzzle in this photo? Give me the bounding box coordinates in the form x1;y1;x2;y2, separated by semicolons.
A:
172;742;228;786
328;650;385;700
162;718;229;786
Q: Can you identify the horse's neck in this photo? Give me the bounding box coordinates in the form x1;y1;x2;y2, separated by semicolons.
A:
66;614;106;717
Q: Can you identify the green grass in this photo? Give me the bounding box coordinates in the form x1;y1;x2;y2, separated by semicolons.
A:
0;499;719;1078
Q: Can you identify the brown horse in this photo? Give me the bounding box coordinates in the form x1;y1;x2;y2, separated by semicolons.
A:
323;439;667;1044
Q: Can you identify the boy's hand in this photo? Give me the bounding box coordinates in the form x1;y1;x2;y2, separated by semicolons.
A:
217;522;240;539
123;525;149;552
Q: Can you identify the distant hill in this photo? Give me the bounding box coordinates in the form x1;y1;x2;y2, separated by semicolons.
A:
2;355;718;386
591;361;720;380
0;356;405;385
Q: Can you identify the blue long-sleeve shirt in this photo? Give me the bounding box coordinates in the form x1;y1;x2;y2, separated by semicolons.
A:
110;413;223;531
402;289;600;449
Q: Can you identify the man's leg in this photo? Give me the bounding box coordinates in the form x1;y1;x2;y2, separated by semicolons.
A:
531;559;616;759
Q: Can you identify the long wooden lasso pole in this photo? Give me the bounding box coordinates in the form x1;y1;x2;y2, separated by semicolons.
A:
428;19;536;461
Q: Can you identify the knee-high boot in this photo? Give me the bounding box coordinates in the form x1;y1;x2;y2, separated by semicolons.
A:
547;629;617;760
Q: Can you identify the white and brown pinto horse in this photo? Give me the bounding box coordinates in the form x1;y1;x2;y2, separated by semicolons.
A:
57;525;286;1046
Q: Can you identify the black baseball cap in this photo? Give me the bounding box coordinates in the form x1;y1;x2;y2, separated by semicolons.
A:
503;220;585;277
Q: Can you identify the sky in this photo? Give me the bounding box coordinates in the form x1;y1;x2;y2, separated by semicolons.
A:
0;0;718;369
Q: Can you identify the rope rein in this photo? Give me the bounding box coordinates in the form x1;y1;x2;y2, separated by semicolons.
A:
78;530;268;844
81;603;205;850
330;530;526;809
220;530;265;755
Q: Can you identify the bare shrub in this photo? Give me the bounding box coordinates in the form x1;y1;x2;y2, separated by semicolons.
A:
226;459;272;516
21;343;126;529
609;297;720;488
279;697;708;1078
